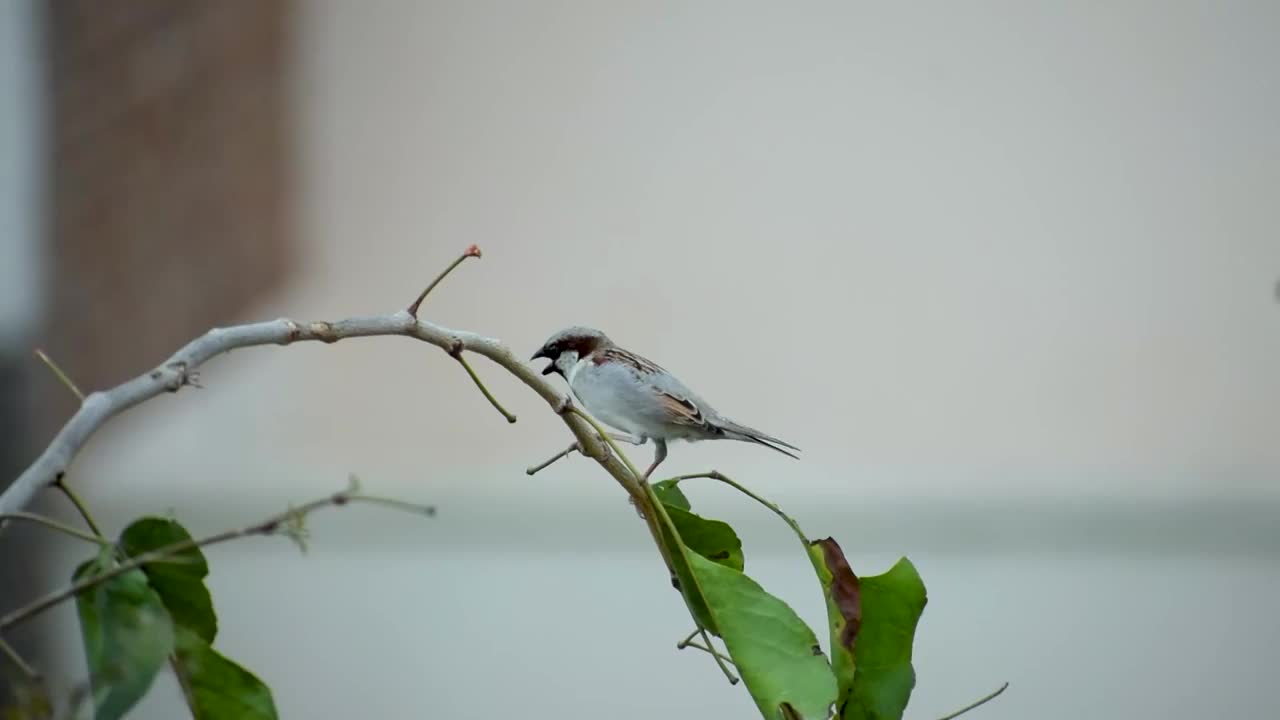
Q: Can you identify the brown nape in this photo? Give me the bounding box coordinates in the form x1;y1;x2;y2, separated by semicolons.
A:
562;332;610;358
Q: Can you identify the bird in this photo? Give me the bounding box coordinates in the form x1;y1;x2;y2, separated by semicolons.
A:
531;326;799;479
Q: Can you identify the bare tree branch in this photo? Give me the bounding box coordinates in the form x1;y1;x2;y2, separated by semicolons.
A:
0;477;435;631
0;248;643;529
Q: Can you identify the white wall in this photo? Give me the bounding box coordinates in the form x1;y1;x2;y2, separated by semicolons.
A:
33;2;1280;719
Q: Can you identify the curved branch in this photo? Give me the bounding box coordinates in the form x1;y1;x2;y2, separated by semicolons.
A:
1;309;640;526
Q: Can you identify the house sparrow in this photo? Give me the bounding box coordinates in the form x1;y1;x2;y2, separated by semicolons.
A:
531;327;799;478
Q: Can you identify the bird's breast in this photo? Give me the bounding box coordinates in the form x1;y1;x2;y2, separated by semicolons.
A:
568;360;656;436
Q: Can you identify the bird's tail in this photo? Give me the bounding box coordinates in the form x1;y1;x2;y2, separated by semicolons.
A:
716;419;801;460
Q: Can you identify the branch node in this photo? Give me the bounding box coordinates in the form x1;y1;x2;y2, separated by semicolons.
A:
162;361;199;392
555;396;573;415
282;319;302;344
308;321;338;343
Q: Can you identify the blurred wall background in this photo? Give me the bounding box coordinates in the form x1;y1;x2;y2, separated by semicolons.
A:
3;1;1278;718
1;0;297;706
0;0;47;702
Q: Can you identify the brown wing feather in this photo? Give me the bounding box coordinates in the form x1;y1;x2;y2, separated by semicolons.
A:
656;391;708;428
594;346;667;375
595;346;717;431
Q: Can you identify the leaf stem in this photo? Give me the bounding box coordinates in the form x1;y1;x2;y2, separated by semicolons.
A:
0;512;111;545
667;471;809;544
936;682;1009;720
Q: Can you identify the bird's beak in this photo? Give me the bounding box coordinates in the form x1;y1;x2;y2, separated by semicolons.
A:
530;347;558;375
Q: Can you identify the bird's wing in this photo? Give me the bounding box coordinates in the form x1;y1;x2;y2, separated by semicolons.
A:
655;389;710;428
596;347;714;429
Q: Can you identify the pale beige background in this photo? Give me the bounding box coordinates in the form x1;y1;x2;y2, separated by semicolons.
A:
32;2;1280;718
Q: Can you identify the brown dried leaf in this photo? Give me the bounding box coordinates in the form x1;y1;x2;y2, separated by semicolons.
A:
812;537;862;650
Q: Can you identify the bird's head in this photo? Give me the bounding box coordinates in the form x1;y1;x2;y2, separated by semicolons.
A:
531;326;612;377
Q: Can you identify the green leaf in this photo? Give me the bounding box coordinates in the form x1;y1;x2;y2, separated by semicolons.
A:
116;517;278;719
688;553;837;720
119;517;217;644
74;548;176;720
646;484;835;720
665;506;745;572
651;479;691;510
809;540;926;720
172;627;278;720
651;497;719;634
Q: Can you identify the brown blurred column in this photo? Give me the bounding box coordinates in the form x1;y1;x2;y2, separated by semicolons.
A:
1;0;297;698
43;0;297;405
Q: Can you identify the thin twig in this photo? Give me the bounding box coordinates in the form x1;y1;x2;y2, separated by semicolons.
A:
32;348;107;539
0;635;39;682
676;627;699;649
0;480;435;631
698;627;738;685
676;627;737;669
526;442;581;475
31;347;105;540
52;480;104;538
936;682;1009;720
526;432;643;476
0;512;110;545
34;348;85;402
682;639;737;667
450;348;517;423
406;244;482;318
